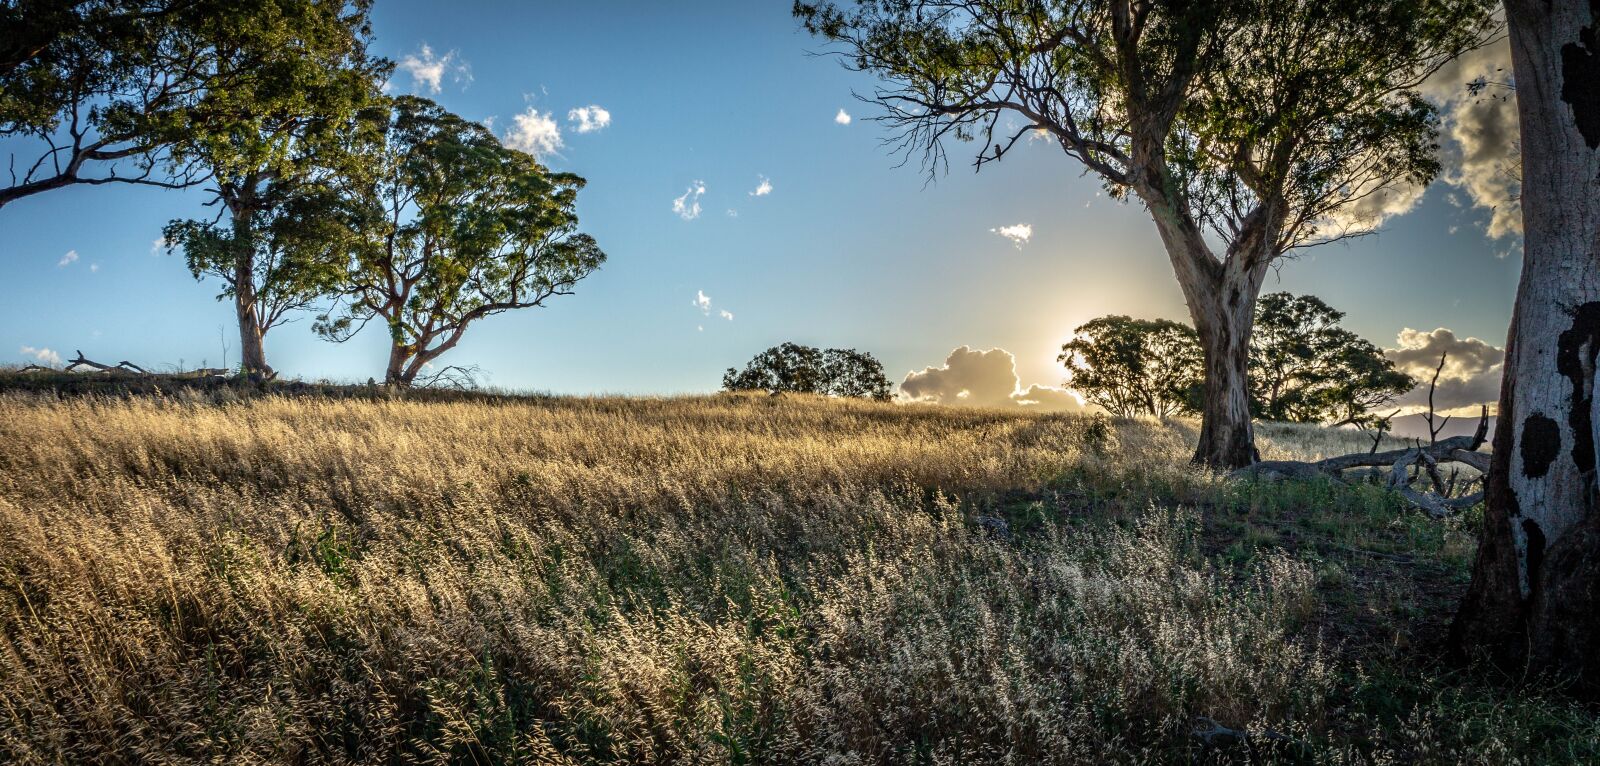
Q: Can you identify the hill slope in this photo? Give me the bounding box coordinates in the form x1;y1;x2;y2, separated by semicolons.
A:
0;393;1592;763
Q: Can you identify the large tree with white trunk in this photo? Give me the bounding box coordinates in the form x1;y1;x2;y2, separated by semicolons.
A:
1453;0;1600;693
796;0;1497;467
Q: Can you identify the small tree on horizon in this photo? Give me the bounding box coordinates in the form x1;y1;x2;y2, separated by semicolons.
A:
723;343;892;401
1250;293;1416;426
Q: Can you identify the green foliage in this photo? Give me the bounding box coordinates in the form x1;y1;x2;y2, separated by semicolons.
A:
0;0;209;203
161;183;350;335
1062;295;1415;424
1060;316;1202;418
153;0;387;373
0;1;387;208
722;342;893;401
315;96;605;386
794;0;1497;250
1251;292;1416;425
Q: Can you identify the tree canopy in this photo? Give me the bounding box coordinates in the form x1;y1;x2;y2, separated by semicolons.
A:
1059;316;1201;418
723;343;893;401
0;0;384;211
1250;292;1415;425
316;96;605;386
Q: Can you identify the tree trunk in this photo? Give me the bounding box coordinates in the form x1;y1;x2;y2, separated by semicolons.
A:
1143;191;1269;469
384;343;412;387
230;202;272;378
1190;272;1262;469
1452;0;1600;693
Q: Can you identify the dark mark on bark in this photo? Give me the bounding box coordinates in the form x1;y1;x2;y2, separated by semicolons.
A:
1522;413;1562;478
1562;0;1600;148
1524;518;1548;591
1556;303;1600;504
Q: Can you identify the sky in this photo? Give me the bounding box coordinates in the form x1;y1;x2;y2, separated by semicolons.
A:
0;1;1524;415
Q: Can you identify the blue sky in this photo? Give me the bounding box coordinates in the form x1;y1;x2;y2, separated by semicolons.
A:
0;1;1522;402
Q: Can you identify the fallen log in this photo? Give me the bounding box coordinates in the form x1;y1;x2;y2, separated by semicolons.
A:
1235;406;1489;481
1232;406;1490;517
64;351;149;375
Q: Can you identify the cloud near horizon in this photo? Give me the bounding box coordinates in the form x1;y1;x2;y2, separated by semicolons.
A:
900;346;1084;412
19;345;62;366
1384;327;1504;415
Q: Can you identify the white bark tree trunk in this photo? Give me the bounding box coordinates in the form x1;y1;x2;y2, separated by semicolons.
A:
1454;0;1600;692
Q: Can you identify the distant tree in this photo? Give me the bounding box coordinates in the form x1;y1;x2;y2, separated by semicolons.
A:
1059;316;1201;418
1250;293;1415;426
723;343;892;400
315;96;604;387
1454;0;1600;695
797;0;1497;468
822;347;893;401
162;0;387;377
1063;296;1414;424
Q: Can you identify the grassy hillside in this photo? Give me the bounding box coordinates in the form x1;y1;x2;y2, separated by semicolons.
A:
0;393;1594;763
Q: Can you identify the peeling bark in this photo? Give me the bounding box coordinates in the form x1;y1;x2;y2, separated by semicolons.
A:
1453;0;1600;694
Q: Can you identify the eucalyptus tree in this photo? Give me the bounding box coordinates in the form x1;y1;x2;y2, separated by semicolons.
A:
1059;315;1201;418
162;0;387;377
1250;293;1415;426
723;343;893;400
1;0;216;208
161;183;350;365
316;97;605;387
797;0;1497;467
1453;0;1600;695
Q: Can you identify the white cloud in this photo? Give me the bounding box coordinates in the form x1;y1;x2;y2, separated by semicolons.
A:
57;250;78;267
1312;36;1519;240
719;309;734;321
149;237;166;255
991;223;1033;248
725;208;739;218
750;175;772;197
901;346;1085;412
673;181;706;220
567;105;611;133
1421;36;1521;239
397;44;470;94
1384;327;1504;414
693;289;712;314
89;263;99;273
19;346;62;366
834;108;852;125
505;108;563;159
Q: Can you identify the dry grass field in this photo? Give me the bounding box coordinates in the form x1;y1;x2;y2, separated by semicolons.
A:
0;391;1596;763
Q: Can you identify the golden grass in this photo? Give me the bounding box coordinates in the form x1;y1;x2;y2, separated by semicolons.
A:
0;392;1589;763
